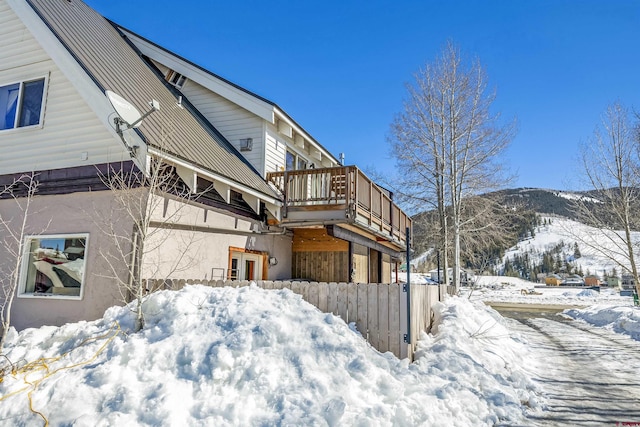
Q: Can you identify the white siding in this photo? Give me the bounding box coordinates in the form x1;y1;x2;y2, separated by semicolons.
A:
179;79;265;176
265;122;326;173
265;126;287;174
0;0;127;175
150;60;171;77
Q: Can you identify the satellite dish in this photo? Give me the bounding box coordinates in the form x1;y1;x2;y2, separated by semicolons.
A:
106;90;143;128
105;90;158;160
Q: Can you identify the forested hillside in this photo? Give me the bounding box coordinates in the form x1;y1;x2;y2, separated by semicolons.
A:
409;188;601;274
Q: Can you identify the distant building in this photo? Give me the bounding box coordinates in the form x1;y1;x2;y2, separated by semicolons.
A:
621;274;635;290
545;274;563;286
429;268;473;285
606;277;621;288
563;274;585;286
584;275;601;287
399;262;417;273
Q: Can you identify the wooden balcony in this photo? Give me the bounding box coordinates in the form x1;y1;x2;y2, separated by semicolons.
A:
267;166;412;249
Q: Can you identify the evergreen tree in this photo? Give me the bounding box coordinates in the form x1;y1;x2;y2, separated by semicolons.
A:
573;242;581;259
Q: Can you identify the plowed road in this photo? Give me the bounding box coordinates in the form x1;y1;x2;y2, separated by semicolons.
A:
499;309;640;427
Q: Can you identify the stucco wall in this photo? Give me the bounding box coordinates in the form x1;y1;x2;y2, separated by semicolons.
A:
0;190;135;331
142;227;292;281
0;189;292;331
142;195;292;280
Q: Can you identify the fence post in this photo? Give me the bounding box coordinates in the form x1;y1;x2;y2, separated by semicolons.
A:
403;226;411;344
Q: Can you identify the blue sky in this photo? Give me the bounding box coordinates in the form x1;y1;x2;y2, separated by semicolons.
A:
85;0;640;191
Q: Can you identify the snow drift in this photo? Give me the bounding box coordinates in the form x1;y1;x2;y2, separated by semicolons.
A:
0;285;537;426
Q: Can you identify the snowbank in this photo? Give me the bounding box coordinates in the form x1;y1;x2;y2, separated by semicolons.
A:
413;297;540;424
0;285;537;426
563;305;640;341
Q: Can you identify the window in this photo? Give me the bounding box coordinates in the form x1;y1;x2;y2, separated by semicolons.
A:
286;151;295;171
286;150;309;171
0;77;46;131
166;71;187;89
229;258;239;280
20;234;88;299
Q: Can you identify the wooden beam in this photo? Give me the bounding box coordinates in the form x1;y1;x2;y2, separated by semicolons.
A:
294;133;305;148
264;201;281;221
292;228;349;252
327;225;402;259
278;120;293;138
175;164;197;193
214;181;231;204
243;193;262;215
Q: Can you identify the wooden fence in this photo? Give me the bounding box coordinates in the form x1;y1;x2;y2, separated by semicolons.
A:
144;278;448;360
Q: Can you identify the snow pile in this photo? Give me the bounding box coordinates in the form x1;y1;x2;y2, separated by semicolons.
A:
0;285;536;426
414;297;540;424
564;305;640;341
474;275;533;289
576;289;598;297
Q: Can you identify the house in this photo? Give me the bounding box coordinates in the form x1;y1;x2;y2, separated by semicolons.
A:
428;268;473;285
0;0;410;330
606;276;620;288
584;275;601;287
117;14;410;284
563;274;585;286
545;274;563;286
399;261;417;273
621;274;635;291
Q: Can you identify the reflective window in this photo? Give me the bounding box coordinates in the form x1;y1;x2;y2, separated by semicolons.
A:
19;79;45;127
286;151;295;170
21;235;88;298
0;83;19;130
0;78;46;130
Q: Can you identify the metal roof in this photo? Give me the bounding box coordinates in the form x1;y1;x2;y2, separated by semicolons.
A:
25;0;277;199
113;22;340;165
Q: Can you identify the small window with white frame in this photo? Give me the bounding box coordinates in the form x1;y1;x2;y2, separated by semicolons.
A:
0;77;47;131
166;70;187;89
19;234;89;299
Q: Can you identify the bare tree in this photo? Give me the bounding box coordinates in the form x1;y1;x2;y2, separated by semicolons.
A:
0;173;40;350
389;41;515;291
95;158;210;331
458;196;522;275
571;102;640;295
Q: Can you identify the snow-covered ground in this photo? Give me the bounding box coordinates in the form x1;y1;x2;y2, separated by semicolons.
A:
0;284;539;426
466;275;640;342
1;279;638;425
468;275;634;307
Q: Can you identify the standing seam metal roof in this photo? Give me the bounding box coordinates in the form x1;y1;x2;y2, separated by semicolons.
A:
25;0;277;199
112;23;340;165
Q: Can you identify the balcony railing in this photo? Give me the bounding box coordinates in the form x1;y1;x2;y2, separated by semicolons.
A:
267;166;411;248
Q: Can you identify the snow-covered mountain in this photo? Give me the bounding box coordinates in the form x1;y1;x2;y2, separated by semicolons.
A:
501;215;640;279
411;187;640;279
